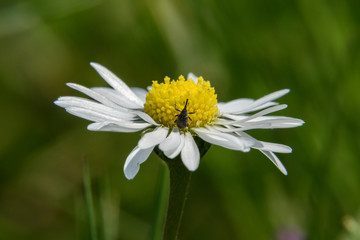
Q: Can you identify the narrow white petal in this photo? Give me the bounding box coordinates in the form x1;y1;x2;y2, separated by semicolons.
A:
248;116;305;128
65;107;122;122
194;128;254;151
217;99;254;113
249;102;279;112
124;146;154;180
92;87;142;109
138;127;168;149
159;129;181;157
236;89;290;114
212;122;272;132
181;132;200;171
136;111;159;126
131;87;148;104
259;150;288;175
168;133;185;159
239;104;288;123
87;121;151;132
206;126;256;148
55;96;137;120
239;117;304;129
187;72;199;83
66;83;125;110
256;142;292;153
90;62;143;107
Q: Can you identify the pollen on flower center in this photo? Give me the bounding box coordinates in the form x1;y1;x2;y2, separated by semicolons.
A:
144;75;218;128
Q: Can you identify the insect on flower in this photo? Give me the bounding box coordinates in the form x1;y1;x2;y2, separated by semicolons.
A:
175;99;195;129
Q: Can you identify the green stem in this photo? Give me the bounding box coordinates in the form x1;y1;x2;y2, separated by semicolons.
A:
154;136;211;240
162;156;192;240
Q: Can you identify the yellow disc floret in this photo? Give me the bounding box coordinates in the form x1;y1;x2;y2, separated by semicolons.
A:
144;75;218;129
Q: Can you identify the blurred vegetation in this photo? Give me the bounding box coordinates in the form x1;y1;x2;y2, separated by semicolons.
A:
0;0;360;239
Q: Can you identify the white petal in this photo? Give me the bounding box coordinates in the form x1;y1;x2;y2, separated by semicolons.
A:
181;132;200;171
90;62;143;107
87;121;151;132
92;87;142;109
168;133;185;159
66;83;125;110
136;111;159;126
236;89;290;114
248;116;305;128
239;117;304;129
187;72;199;83
217;99;254;113
212;121;272;132
194;128;254;151
131;87;148;104
138;127;168;149
239;104;288;123
124;146;154;180
218;99;279;114
159;129;181;157
256;142;292;153
55;96;136;120
259;150;288;175
65;107;122;122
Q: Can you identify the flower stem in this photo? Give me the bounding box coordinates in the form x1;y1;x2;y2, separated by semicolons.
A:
162;156;192;240
154;137;211;240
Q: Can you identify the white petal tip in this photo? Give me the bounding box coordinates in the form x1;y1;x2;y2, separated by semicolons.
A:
278;164;288;175
87;123;100;131
185;164;198;172
90;62;100;68
124;174;135;180
90;62;106;73
282;89;290;94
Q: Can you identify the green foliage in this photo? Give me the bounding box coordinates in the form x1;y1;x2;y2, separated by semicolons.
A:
0;0;359;239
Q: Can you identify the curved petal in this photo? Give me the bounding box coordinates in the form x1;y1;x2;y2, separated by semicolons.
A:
138;127;168;149
168;133;185;159
90;62;143;108
181;132;200;171
259;150;288;175
124;146;154;180
159;129;181;157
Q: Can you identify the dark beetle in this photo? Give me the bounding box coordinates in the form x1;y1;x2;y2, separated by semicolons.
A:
175;99;195;129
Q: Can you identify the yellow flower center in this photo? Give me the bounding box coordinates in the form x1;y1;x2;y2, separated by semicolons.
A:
144;75;218;129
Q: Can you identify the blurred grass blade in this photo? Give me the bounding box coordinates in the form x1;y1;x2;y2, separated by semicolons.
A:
83;158;98;240
149;164;169;240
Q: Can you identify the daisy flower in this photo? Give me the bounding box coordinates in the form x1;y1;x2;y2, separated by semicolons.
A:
55;63;304;180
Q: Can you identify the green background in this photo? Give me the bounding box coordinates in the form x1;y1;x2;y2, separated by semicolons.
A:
1;0;359;239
